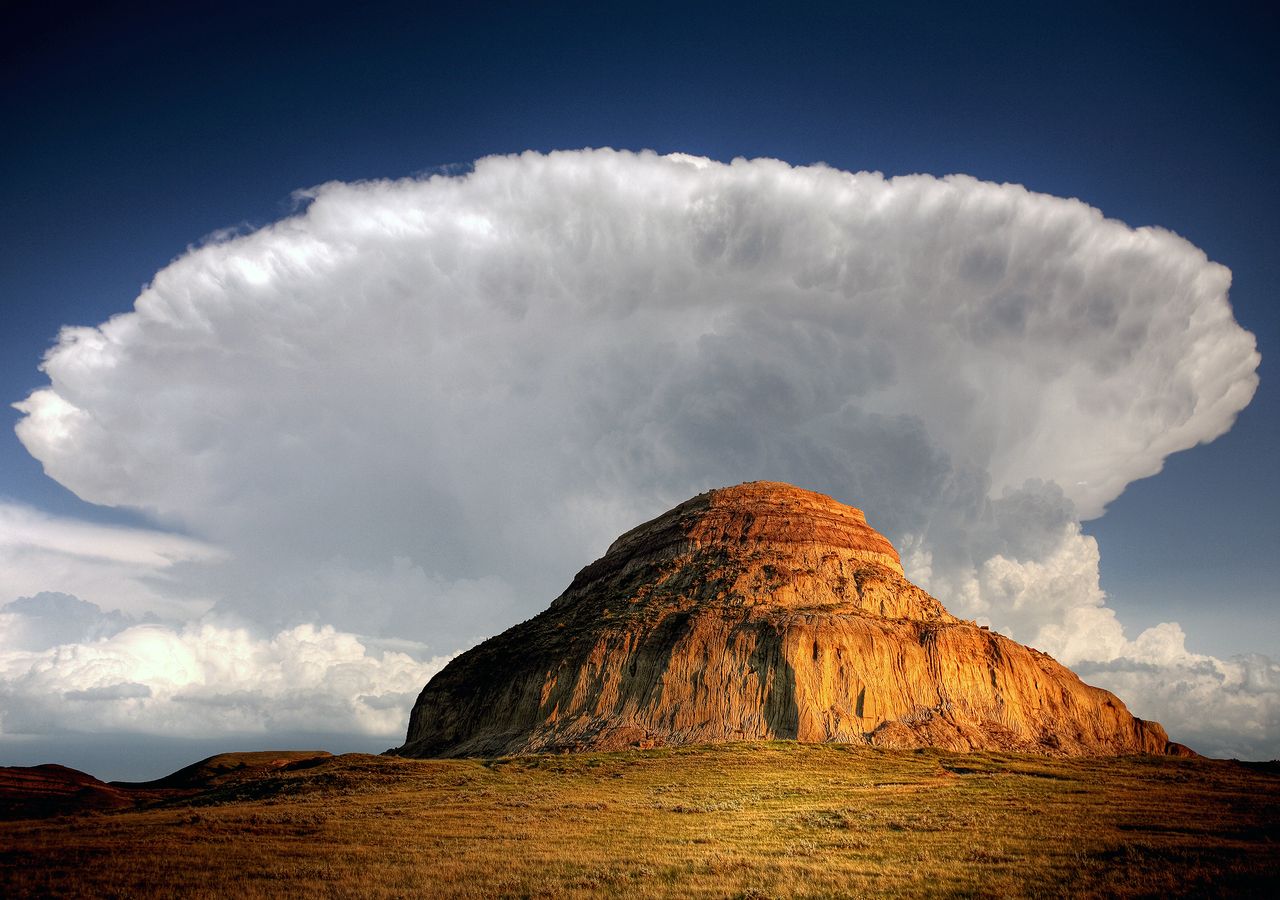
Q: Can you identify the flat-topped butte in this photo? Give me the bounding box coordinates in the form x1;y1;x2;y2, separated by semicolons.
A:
396;482;1187;758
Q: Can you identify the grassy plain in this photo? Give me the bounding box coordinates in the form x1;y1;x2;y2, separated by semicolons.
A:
1;743;1276;898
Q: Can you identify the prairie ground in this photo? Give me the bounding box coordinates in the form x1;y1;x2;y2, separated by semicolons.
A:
1;743;1276;898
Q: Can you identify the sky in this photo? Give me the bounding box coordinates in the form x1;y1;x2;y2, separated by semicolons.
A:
1;1;1276;779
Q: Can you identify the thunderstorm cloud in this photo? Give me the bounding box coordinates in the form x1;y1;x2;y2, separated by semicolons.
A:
7;149;1270;756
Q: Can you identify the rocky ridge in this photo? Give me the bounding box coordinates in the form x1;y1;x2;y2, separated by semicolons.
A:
396;482;1189;758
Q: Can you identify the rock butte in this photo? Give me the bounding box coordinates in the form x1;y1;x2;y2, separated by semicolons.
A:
396;482;1190;758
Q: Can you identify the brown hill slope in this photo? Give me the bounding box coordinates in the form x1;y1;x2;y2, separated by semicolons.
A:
0;764;136;820
396;482;1186;758
0;751;332;821
114;750;332;790
2;747;1276;898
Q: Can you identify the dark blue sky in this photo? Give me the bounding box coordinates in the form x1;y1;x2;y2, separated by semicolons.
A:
3;0;1277;656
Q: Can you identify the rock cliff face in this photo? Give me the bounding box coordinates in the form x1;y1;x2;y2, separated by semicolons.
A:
396;482;1188;758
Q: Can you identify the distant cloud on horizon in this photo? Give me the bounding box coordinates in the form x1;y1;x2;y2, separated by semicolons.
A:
4;149;1272;757
0;592;449;738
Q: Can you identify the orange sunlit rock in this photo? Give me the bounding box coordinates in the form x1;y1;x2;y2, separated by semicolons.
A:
397;482;1189;758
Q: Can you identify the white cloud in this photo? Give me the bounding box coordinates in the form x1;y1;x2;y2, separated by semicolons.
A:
8;149;1270;754
910;511;1280;759
1078;646;1280;761
0;594;449;738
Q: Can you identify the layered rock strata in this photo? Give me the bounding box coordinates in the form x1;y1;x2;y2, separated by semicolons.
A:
396;482;1187;758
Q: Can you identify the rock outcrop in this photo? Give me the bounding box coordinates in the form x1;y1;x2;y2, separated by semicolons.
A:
396;482;1189;758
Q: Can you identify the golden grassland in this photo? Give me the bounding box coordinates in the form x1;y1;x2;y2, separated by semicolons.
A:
2;743;1276;898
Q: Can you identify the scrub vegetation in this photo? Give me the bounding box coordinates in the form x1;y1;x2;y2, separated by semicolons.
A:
2;743;1275;898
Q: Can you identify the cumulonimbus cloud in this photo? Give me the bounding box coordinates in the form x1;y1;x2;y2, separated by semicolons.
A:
8;149;1269;754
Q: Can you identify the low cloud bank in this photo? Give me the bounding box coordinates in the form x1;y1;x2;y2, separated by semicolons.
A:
0;593;448;738
7;150;1270;755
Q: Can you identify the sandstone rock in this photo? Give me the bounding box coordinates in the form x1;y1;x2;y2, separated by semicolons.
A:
395;482;1187;758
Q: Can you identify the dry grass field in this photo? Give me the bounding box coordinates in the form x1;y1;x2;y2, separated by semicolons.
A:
1;743;1276;898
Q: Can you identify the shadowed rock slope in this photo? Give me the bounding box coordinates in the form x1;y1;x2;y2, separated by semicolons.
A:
396;482;1188;758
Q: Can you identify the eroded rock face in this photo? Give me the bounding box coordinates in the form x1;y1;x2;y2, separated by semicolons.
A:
396;482;1188;758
